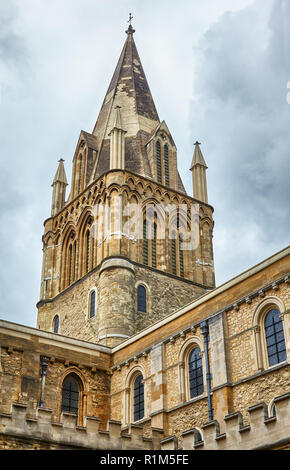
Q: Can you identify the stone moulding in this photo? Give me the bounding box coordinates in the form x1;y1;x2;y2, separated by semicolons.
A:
0;403;164;450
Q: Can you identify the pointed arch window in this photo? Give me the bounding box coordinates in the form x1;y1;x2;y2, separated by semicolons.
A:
73;241;77;280
61;375;79;415
53;315;59;334
264;309;286;366
179;233;184;277
151;223;157;268
188;347;204;398
63;230;76;289
133;374;144;422
137;285;147;313
143;212;157;269
68;244;73;284
68;241;77;285
156;141;162;184
91;225;95;268
86;229;91;273
171;231;177;275
89;290;96;318
164;144;169;186
78;154;83;194
143;219;148;265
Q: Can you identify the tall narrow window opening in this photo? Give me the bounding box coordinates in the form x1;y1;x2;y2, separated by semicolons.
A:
156;141;162;184
171;232;177;275
86;230;90;273
53;315;59;334
264;309;286;366
188;347;204;398
61;375;79;415
164;144;169;186
143;219;148;265
179;233;184;277
137;285;147;312
89;291;96;318
151;223;157;268
68;244;73;285
78;155;83;194
133;375;144;422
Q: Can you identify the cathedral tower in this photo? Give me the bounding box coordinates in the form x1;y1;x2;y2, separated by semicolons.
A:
37;23;215;346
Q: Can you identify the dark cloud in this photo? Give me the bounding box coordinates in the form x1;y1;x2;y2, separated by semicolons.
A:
189;0;290;284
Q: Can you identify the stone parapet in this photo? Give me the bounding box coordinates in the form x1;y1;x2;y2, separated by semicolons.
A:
0;403;163;450
161;392;290;450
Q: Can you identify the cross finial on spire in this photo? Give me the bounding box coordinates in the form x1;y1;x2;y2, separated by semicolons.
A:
126;13;135;35
194;141;201;146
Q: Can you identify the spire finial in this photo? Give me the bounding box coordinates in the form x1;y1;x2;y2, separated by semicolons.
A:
126;13;135;35
58;158;64;162
194;141;201;146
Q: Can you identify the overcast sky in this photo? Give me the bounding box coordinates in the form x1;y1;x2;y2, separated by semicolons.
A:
0;0;289;328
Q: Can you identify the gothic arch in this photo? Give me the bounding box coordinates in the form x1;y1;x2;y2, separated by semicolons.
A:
58;368;87;426
178;336;206;403
61;223;77;289
126;177;136;188
252;296;288;371
88;286;97;319
124;365;147;425
78;211;95;275
136;181;144;193
144;184;154;197
107;184;121;197
135;280;151;314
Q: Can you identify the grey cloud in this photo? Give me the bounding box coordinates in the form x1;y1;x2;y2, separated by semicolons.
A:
0;2;27;68
189;0;290;283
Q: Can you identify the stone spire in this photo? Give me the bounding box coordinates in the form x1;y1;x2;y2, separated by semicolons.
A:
190;142;208;203
51;159;68;216
89;22;160;181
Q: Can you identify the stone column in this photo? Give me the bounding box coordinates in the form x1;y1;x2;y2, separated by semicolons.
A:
98;258;135;347
38;356;50;408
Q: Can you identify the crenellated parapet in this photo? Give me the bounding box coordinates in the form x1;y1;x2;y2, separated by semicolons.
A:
161;392;290;450
0;403;163;450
